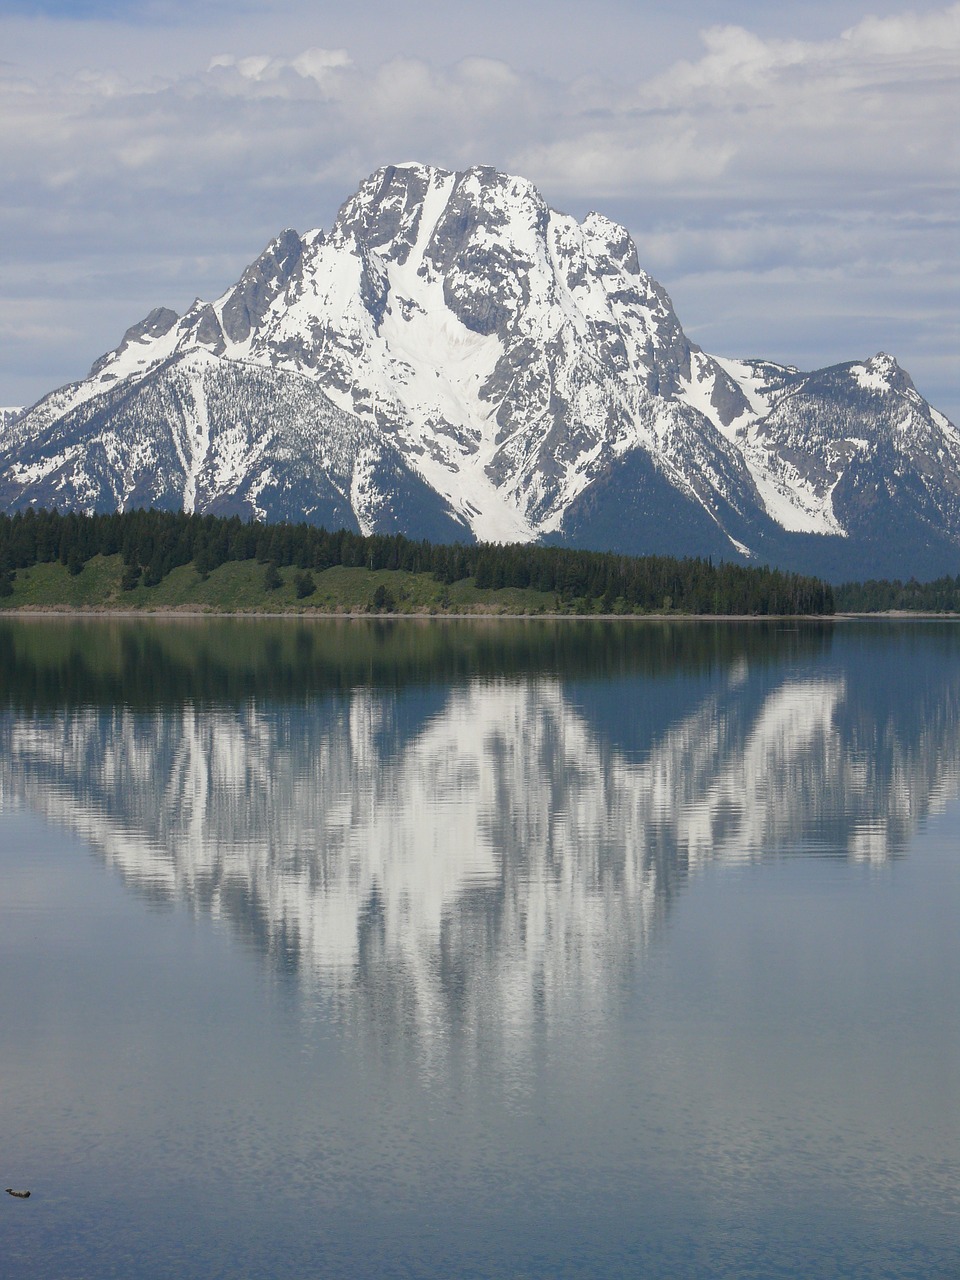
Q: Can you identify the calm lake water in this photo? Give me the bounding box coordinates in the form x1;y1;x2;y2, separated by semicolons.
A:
1;617;958;1278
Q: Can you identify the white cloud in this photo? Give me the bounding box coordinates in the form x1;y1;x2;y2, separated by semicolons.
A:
3;8;956;199
543;3;960;193
207;46;352;91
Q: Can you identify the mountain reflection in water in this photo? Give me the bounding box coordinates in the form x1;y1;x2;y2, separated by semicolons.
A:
2;617;959;1056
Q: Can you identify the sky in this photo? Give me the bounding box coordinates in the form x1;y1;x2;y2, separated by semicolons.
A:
1;0;957;422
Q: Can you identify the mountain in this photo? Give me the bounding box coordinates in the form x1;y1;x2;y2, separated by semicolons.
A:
2;162;958;580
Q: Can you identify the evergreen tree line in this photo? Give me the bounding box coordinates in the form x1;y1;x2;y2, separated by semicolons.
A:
835;575;960;613
0;507;835;615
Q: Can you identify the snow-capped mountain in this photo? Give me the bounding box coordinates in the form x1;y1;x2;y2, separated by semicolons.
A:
2;162;958;578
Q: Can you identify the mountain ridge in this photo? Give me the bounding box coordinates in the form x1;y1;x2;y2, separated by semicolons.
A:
1;161;957;581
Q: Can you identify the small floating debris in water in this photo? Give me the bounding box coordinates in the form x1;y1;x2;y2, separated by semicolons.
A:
5;1189;31;1198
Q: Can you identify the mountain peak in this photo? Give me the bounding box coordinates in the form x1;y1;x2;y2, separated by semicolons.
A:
89;306;181;377
2;162;958;580
849;352;914;396
219;226;303;345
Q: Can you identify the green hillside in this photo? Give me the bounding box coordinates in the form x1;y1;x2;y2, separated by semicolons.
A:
0;554;555;615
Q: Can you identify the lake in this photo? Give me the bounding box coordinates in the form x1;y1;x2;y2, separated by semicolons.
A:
1;617;957;1278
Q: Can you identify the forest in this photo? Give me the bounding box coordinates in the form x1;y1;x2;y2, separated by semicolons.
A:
0;506;839;615
833;575;960;613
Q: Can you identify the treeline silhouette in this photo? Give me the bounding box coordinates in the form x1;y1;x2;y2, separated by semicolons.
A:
0;507;834;614
835;575;960;613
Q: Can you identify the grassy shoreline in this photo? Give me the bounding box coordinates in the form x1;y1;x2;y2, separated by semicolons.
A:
2;554;955;620
0;553;837;619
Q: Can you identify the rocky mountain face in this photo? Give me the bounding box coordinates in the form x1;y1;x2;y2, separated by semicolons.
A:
2;162;958;579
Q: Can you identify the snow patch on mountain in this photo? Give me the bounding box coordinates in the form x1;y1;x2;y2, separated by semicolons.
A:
849;353;899;393
687;356;845;536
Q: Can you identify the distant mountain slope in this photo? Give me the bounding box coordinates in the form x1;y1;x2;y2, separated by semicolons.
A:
2;162;958;579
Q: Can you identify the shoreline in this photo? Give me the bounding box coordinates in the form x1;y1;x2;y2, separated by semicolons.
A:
2;606;954;622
